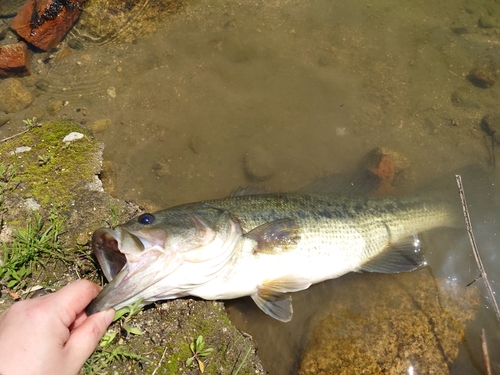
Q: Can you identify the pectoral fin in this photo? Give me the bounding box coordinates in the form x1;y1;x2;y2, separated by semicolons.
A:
251;291;293;322
245;218;300;254
359;233;425;273
251;275;311;322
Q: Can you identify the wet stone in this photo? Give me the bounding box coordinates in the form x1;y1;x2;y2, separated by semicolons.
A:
0;78;33;113
450;21;468;34
47;99;63;115
478;15;497;28
298;272;480;375
243;146;276;182
480;114;500;144
10;0;86;51
360;147;413;196
35;79;50;91
67;38;85;50
89;118;112;133
78;0;184;44
468;67;496;88
0;42;30;78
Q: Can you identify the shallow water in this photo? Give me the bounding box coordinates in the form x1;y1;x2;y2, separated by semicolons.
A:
2;0;500;373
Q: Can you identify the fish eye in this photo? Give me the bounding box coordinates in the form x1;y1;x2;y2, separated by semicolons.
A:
138;213;155;225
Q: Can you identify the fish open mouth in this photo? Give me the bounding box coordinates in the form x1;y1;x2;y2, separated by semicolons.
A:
92;228;128;282
86;227;160;315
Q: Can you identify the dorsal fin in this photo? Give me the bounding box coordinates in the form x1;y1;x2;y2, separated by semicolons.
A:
230;186;268;197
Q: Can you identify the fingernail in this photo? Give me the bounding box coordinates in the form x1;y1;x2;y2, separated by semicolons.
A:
104;308;115;326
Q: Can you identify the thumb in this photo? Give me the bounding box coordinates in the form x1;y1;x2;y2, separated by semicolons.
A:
65;308;115;368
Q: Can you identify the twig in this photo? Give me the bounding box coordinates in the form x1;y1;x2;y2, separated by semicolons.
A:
0;128;31;143
151;344;169;375
481;328;492;375
455;175;500;323
0;124;41;143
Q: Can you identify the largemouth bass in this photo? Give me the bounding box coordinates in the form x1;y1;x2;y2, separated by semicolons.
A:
86;190;457;322
86;187;456;322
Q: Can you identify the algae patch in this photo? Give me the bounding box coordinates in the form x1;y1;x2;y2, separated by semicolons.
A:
0;120;100;207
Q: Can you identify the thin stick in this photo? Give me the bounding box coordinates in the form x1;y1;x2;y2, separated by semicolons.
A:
151;344;169;375
0;128;31;143
481;329;492;375
455;174;500;323
0;123;41;143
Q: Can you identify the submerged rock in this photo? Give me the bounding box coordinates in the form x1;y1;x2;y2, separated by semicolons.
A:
244;146;276;182
0;78;33;113
298;272;480;375
359;147;413;196
76;0;184;44
468;67;496;89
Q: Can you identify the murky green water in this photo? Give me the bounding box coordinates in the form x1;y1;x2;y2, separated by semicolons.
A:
1;0;499;373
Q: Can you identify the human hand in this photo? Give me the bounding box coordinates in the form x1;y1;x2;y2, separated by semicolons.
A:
0;279;115;375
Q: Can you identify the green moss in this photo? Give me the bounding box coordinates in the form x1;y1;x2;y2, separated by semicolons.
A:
0;120;99;207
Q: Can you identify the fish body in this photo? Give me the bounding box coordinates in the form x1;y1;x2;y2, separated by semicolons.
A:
87;191;457;322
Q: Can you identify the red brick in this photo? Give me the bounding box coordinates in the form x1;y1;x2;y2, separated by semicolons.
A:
10;0;85;51
0;42;30;78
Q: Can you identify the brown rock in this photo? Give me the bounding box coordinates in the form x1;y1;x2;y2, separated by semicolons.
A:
10;0;86;51
468;67;495;89
360;147;413;196
298;273;480;375
0;42;30;78
0;78;33;113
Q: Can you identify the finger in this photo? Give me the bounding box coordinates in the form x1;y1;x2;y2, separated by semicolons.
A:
49;280;101;327
65;308;115;368
69;310;88;331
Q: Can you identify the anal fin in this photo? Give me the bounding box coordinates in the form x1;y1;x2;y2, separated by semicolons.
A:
359;233;426;273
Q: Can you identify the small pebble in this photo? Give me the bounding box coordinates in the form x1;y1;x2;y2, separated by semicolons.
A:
10;146;31;155
62;132;84;142
107;87;116;99
24;197;40;210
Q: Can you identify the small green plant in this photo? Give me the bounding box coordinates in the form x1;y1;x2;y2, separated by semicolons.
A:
0;163;18;201
113;298;144;335
186;335;214;373
0;163;16;183
37;154;51;166
83;299;146;374
22;117;38;127
0;211;67;290
83;334;147;375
